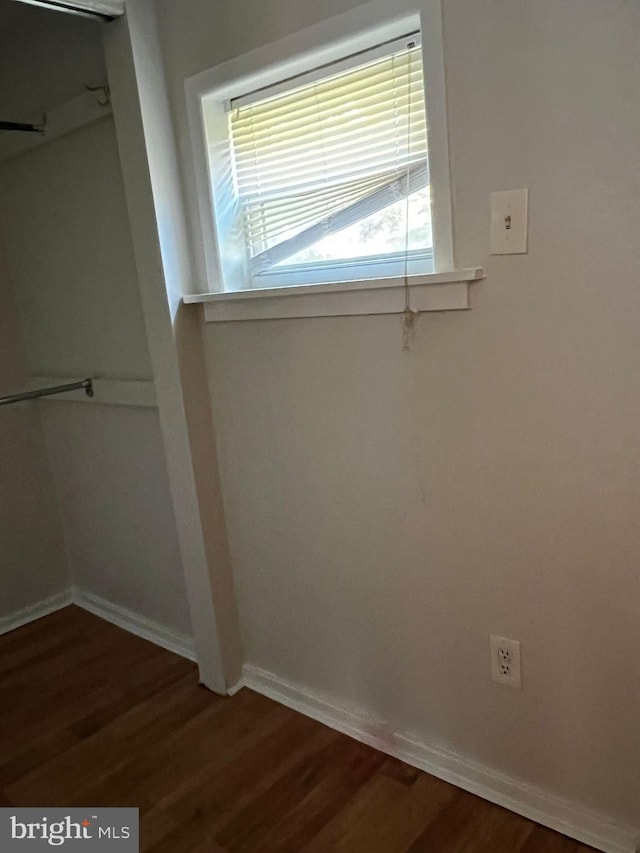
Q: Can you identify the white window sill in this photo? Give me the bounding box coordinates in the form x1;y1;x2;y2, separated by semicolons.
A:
183;268;484;322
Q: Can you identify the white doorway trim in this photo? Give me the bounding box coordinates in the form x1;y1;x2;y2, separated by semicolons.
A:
98;3;239;694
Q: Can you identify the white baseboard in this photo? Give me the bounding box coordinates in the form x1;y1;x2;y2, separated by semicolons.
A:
243;664;639;853
0;587;196;662
0;590;73;636
71;588;196;661
3;595;634;853
226;677;246;696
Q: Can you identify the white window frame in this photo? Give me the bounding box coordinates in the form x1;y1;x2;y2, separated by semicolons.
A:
184;0;483;321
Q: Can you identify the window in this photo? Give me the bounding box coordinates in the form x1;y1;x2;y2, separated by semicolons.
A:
226;35;433;287
185;3;481;319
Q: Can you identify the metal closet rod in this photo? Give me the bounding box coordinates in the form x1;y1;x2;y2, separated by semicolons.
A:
0;378;94;407
0;120;44;134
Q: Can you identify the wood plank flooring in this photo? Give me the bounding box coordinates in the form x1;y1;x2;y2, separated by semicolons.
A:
0;606;596;852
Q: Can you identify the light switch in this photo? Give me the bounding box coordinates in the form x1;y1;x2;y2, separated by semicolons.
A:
490;189;528;254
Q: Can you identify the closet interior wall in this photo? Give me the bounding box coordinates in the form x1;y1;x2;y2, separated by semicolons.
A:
0;0;192;639
0;226;67;621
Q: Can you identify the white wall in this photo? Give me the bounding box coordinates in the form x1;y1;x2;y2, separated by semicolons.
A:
0;2;192;635
0;244;68;617
40;402;191;632
157;0;640;833
0;119;152;380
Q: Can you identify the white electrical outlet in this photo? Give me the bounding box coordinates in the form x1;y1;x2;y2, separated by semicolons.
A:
490;635;522;689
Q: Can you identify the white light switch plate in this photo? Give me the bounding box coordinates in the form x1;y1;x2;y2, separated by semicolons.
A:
490;188;528;254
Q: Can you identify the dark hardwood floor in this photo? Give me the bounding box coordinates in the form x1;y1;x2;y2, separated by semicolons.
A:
0;606;595;852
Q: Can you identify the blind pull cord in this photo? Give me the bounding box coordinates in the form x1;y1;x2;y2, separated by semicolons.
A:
401;44;419;351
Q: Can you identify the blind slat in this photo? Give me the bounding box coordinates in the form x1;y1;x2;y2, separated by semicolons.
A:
229;42;428;262
231;70;425;128
243;169;408;250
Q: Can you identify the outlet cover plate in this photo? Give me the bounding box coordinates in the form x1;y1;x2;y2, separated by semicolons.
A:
490;634;522;689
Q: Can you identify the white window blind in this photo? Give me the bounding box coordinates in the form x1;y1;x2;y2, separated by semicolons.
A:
228;36;429;276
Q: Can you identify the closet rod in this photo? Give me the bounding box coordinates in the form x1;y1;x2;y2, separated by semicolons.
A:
0;379;93;406
0;120;43;134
